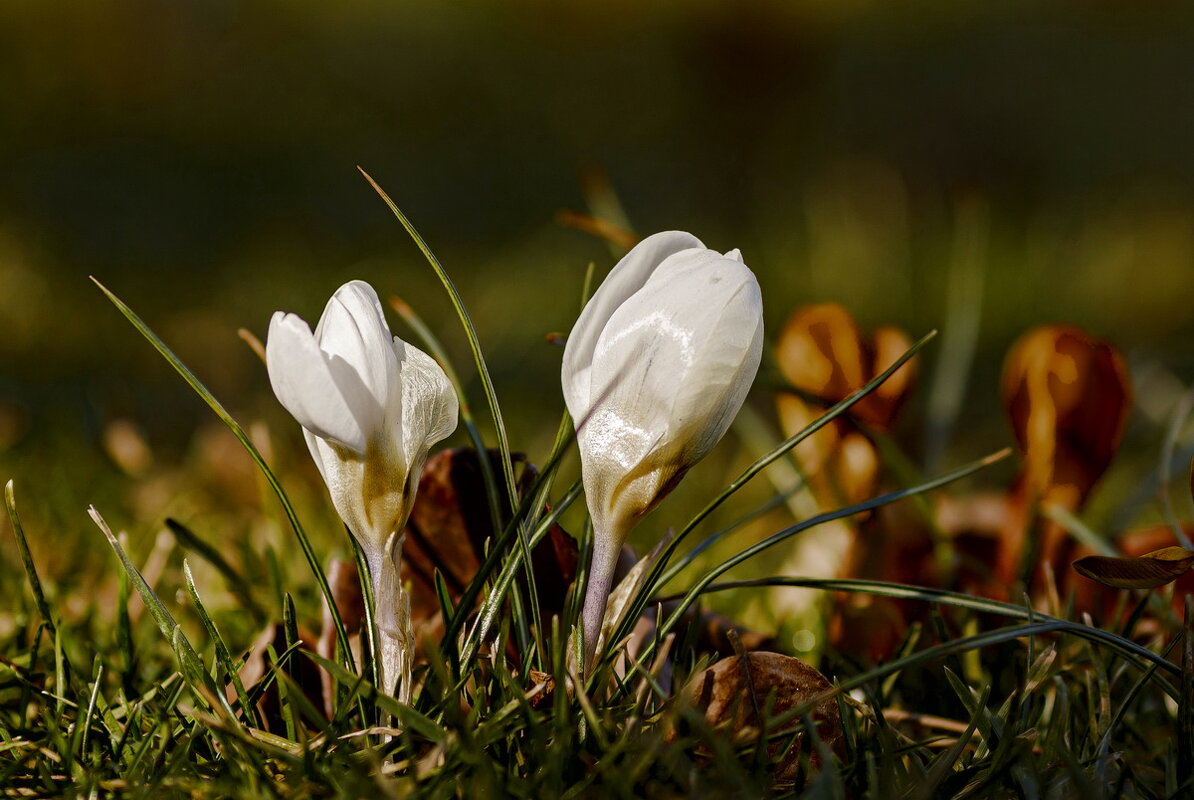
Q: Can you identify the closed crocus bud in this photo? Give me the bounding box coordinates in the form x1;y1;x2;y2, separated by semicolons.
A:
266;280;458;700
562;231;764;667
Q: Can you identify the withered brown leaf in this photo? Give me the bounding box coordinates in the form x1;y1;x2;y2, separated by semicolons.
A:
1001;325;1131;508
237;623;326;733
1073;546;1194;590
401;447;579;632
683;651;842;782
776;303;917;431
775;303;916;507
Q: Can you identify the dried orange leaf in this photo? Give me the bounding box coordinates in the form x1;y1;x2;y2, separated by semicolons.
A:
684;651;842;781
1072;547;1194;589
1001;325;1131;505
868;325;917;424
776;303;866;404
774;304;916;510
526;669;556;709
775;303;917;431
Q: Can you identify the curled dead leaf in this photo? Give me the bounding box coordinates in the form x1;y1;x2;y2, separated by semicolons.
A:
999;326;1130;595
775;304;916;507
776;303;917;431
682;651;842;782
526;669;556;709
1073;546;1194;590
1072;524;1194;622
1001;325;1130;507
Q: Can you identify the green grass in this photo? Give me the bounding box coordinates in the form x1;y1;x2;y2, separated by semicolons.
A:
3;205;1194;798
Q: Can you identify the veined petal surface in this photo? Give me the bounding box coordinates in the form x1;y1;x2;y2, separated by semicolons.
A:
394;339;459;476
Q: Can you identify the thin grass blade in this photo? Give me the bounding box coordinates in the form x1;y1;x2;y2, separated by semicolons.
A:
90;277;354;671
5;481;56;636
645;448;1011;661
613;330;938;651
182;560;257;726
88;506;225;712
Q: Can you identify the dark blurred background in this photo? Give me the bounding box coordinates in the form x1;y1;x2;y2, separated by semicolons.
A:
3;0;1194;575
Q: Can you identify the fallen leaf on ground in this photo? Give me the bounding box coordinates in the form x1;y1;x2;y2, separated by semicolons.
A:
682;651;842;782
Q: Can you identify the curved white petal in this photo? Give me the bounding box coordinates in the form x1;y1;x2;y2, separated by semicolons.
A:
575;245;763;544
562;231;703;423
314;281;395;438
650;251;764;462
266;312;368;453
586;248;756;452
394;339;458;472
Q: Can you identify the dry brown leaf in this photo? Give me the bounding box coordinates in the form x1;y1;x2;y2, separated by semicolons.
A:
237;623;326;733
777;304;867;407
401;447;580;632
775;303;917;508
1073;546;1194;590
317;558;365;718
526;669;556;709
1002;325;1131;507
1000;325;1131;595
682;651;842;782
776;303;917;430
1072;524;1194;621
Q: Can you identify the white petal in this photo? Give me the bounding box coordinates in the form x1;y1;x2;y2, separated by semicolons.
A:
562;231;703;424
394;338;458;471
654;253;764;461
587;248;762;468
266;312;368;453
313;281;395;437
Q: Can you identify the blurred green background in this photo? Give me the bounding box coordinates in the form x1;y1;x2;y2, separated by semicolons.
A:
3;1;1194;624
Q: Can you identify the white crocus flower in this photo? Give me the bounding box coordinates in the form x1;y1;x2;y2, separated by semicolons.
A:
266;280;458;701
562;231;764;667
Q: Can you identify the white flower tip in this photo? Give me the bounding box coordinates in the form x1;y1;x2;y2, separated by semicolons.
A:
723;248;743;263
266;307;369;454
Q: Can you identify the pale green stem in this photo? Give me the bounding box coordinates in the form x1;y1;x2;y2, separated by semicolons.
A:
365;536;413;705
580;522;624;670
